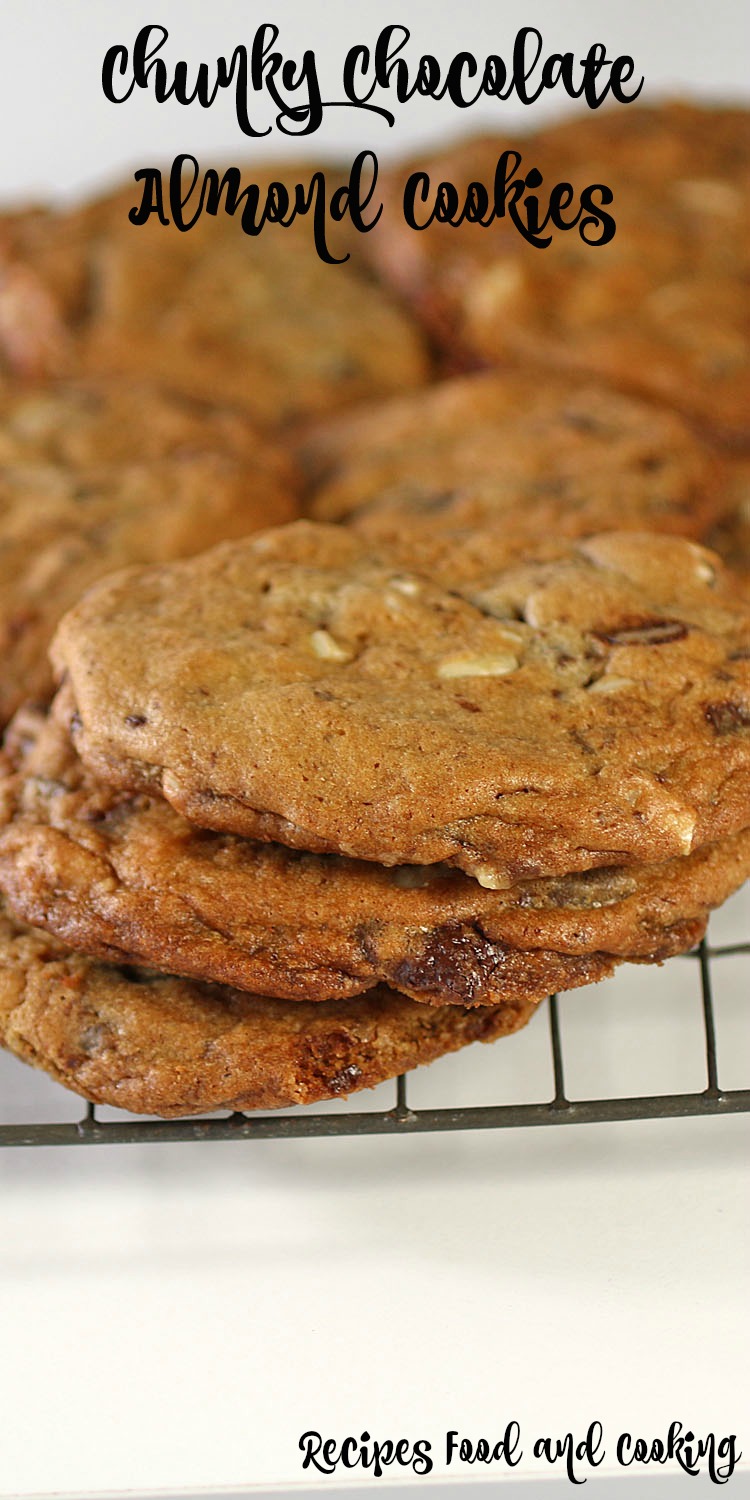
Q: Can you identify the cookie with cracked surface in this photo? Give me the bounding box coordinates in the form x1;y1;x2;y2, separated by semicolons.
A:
0;704;722;1006
51;521;750;882
0;899;540;1116
0;377;300;727
366;103;750;445
304;372;728;547
86;223;431;427
0;167;431;425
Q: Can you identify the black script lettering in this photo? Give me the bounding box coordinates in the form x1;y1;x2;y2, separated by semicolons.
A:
617;1424;741;1484
403;151;614;249
101;42;135;104
247;23;323;136
437;51;483;107
102;23;336;138
341;44;395;124
481;56;507;98
127;153;381;265
446;1425;522;1467
339;1436;359;1467
413;1440;433;1475
373;25;417;103
102;25;169;104
128;168;170;227
533;1424;603;1485
298;1432;433;1478
579;184;616;245
299;1431;338;1475
106;25;644;130
492;149;530;227
513;27;546;104
329;150;381;234
714;1435;741;1485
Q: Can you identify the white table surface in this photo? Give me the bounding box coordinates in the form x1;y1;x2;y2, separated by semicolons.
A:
0;1;748;1497
2;883;748;1499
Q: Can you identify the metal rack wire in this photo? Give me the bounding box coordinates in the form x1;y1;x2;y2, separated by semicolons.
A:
2;936;749;1147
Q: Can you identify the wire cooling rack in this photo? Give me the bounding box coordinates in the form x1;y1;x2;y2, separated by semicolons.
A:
1;935;748;1148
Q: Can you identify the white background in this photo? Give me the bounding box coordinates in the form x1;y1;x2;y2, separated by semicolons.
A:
1;0;748;202
0;3;748;1499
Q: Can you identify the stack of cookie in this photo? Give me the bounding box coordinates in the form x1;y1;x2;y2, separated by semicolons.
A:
0;167;437;1112
0;102;749;1116
3;518;750;1114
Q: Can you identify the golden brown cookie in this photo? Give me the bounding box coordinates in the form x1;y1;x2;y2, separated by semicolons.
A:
83;218;431;427
0;165;431;426
0;704;721;1006
708;458;750;580
0;377;299;727
0;898;539;1116
531;102;750;192
304;372;728;546
366;103;750;446
0;203;104;380
50;522;750;883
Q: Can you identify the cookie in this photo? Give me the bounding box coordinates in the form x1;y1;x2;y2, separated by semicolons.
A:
304;372;728;546
530;102;750;192
708;459;750;580
0;898;539;1116
0;166;431;426
0;377;300;727
0;704;723;1006
50;521;750;883
367;103;750;445
0;202;108;380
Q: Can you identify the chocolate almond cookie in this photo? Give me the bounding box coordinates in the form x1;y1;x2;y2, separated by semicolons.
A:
304;372;728;545
0;705;723;1005
366;104;750;445
83;212;431;428
51;522;750;883
0;201;111;380
0;377;300;727
0;899;538;1116
1;166;431;426
709;458;750;580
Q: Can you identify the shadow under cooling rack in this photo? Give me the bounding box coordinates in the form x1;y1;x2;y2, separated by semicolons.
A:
2;938;749;1147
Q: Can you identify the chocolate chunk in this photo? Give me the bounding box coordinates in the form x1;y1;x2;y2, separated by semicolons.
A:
596;620;688;647
388;923;504;1005
704;701;750;735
